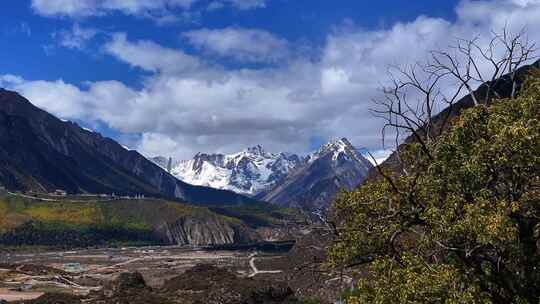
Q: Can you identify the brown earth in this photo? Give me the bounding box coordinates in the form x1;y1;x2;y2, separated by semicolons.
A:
18;265;299;304
0;235;352;304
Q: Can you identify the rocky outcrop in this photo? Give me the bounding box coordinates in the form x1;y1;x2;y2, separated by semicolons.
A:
162;265;297;304
0;217;287;248
160;216;238;246
158;216;299;246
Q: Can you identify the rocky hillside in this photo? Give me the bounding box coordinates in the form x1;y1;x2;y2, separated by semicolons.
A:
0;89;256;206
259;138;373;210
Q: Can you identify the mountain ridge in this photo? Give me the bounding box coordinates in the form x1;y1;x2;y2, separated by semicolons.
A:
259;138;373;210
153;138;373;210
0;89;257;206
151;145;303;196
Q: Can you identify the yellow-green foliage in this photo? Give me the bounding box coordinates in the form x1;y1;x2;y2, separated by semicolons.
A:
0;200;17;231
0;192;285;239
0;195;214;232
0;200;35;232
24;202;104;226
346;254;492;304
330;73;540;303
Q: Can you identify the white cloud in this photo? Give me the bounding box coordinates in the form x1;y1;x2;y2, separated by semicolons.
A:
4;22;33;37
0;78;92;119
19;22;32;36
0;75;24;85
456;0;540;30
31;0;98;17
30;0;265;21
56;24;98;50
137;133;191;159
205;0;267;10
104;33;201;74
6;0;540;159
207;1;225;10
223;0;266;10
183;27;288;63
30;0;198;23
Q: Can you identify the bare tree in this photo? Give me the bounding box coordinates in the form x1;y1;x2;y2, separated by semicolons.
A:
371;62;461;171
429;25;536;106
373;26;536;167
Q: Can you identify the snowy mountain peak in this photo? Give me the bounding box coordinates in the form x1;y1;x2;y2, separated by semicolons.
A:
151;145;303;196
259;138;374;210
319;137;353;153
245;145;265;155
150;138;373;208
308;137;362;163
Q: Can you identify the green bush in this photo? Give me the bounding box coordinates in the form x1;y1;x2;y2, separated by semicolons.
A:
330;73;540;303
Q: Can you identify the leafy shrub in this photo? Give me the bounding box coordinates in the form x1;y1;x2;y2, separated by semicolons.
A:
330;73;540;303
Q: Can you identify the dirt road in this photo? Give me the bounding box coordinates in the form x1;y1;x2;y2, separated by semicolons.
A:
248;252;282;278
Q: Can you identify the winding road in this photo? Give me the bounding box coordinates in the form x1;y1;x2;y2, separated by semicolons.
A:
248;252;282;278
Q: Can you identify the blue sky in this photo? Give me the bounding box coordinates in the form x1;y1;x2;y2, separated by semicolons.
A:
2;1;459;86
0;0;539;160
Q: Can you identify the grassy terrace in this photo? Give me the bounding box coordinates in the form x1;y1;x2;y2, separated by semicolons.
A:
0;191;203;247
0;190;295;248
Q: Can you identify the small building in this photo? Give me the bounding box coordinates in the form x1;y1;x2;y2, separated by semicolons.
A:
54;189;67;196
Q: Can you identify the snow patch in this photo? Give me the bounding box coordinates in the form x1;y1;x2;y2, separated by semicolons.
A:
161;146;302;196
154;138;373;197
362;149;393;166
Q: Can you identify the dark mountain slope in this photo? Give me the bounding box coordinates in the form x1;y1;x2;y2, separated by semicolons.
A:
0;89;256;206
259;138;373;210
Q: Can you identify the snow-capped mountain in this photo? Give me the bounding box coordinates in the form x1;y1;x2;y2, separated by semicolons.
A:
308;137;372;166
151;145;303;196
151;138;373;210
258;138;373;210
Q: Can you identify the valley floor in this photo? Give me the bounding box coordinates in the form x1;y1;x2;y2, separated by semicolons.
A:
0;245;290;303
